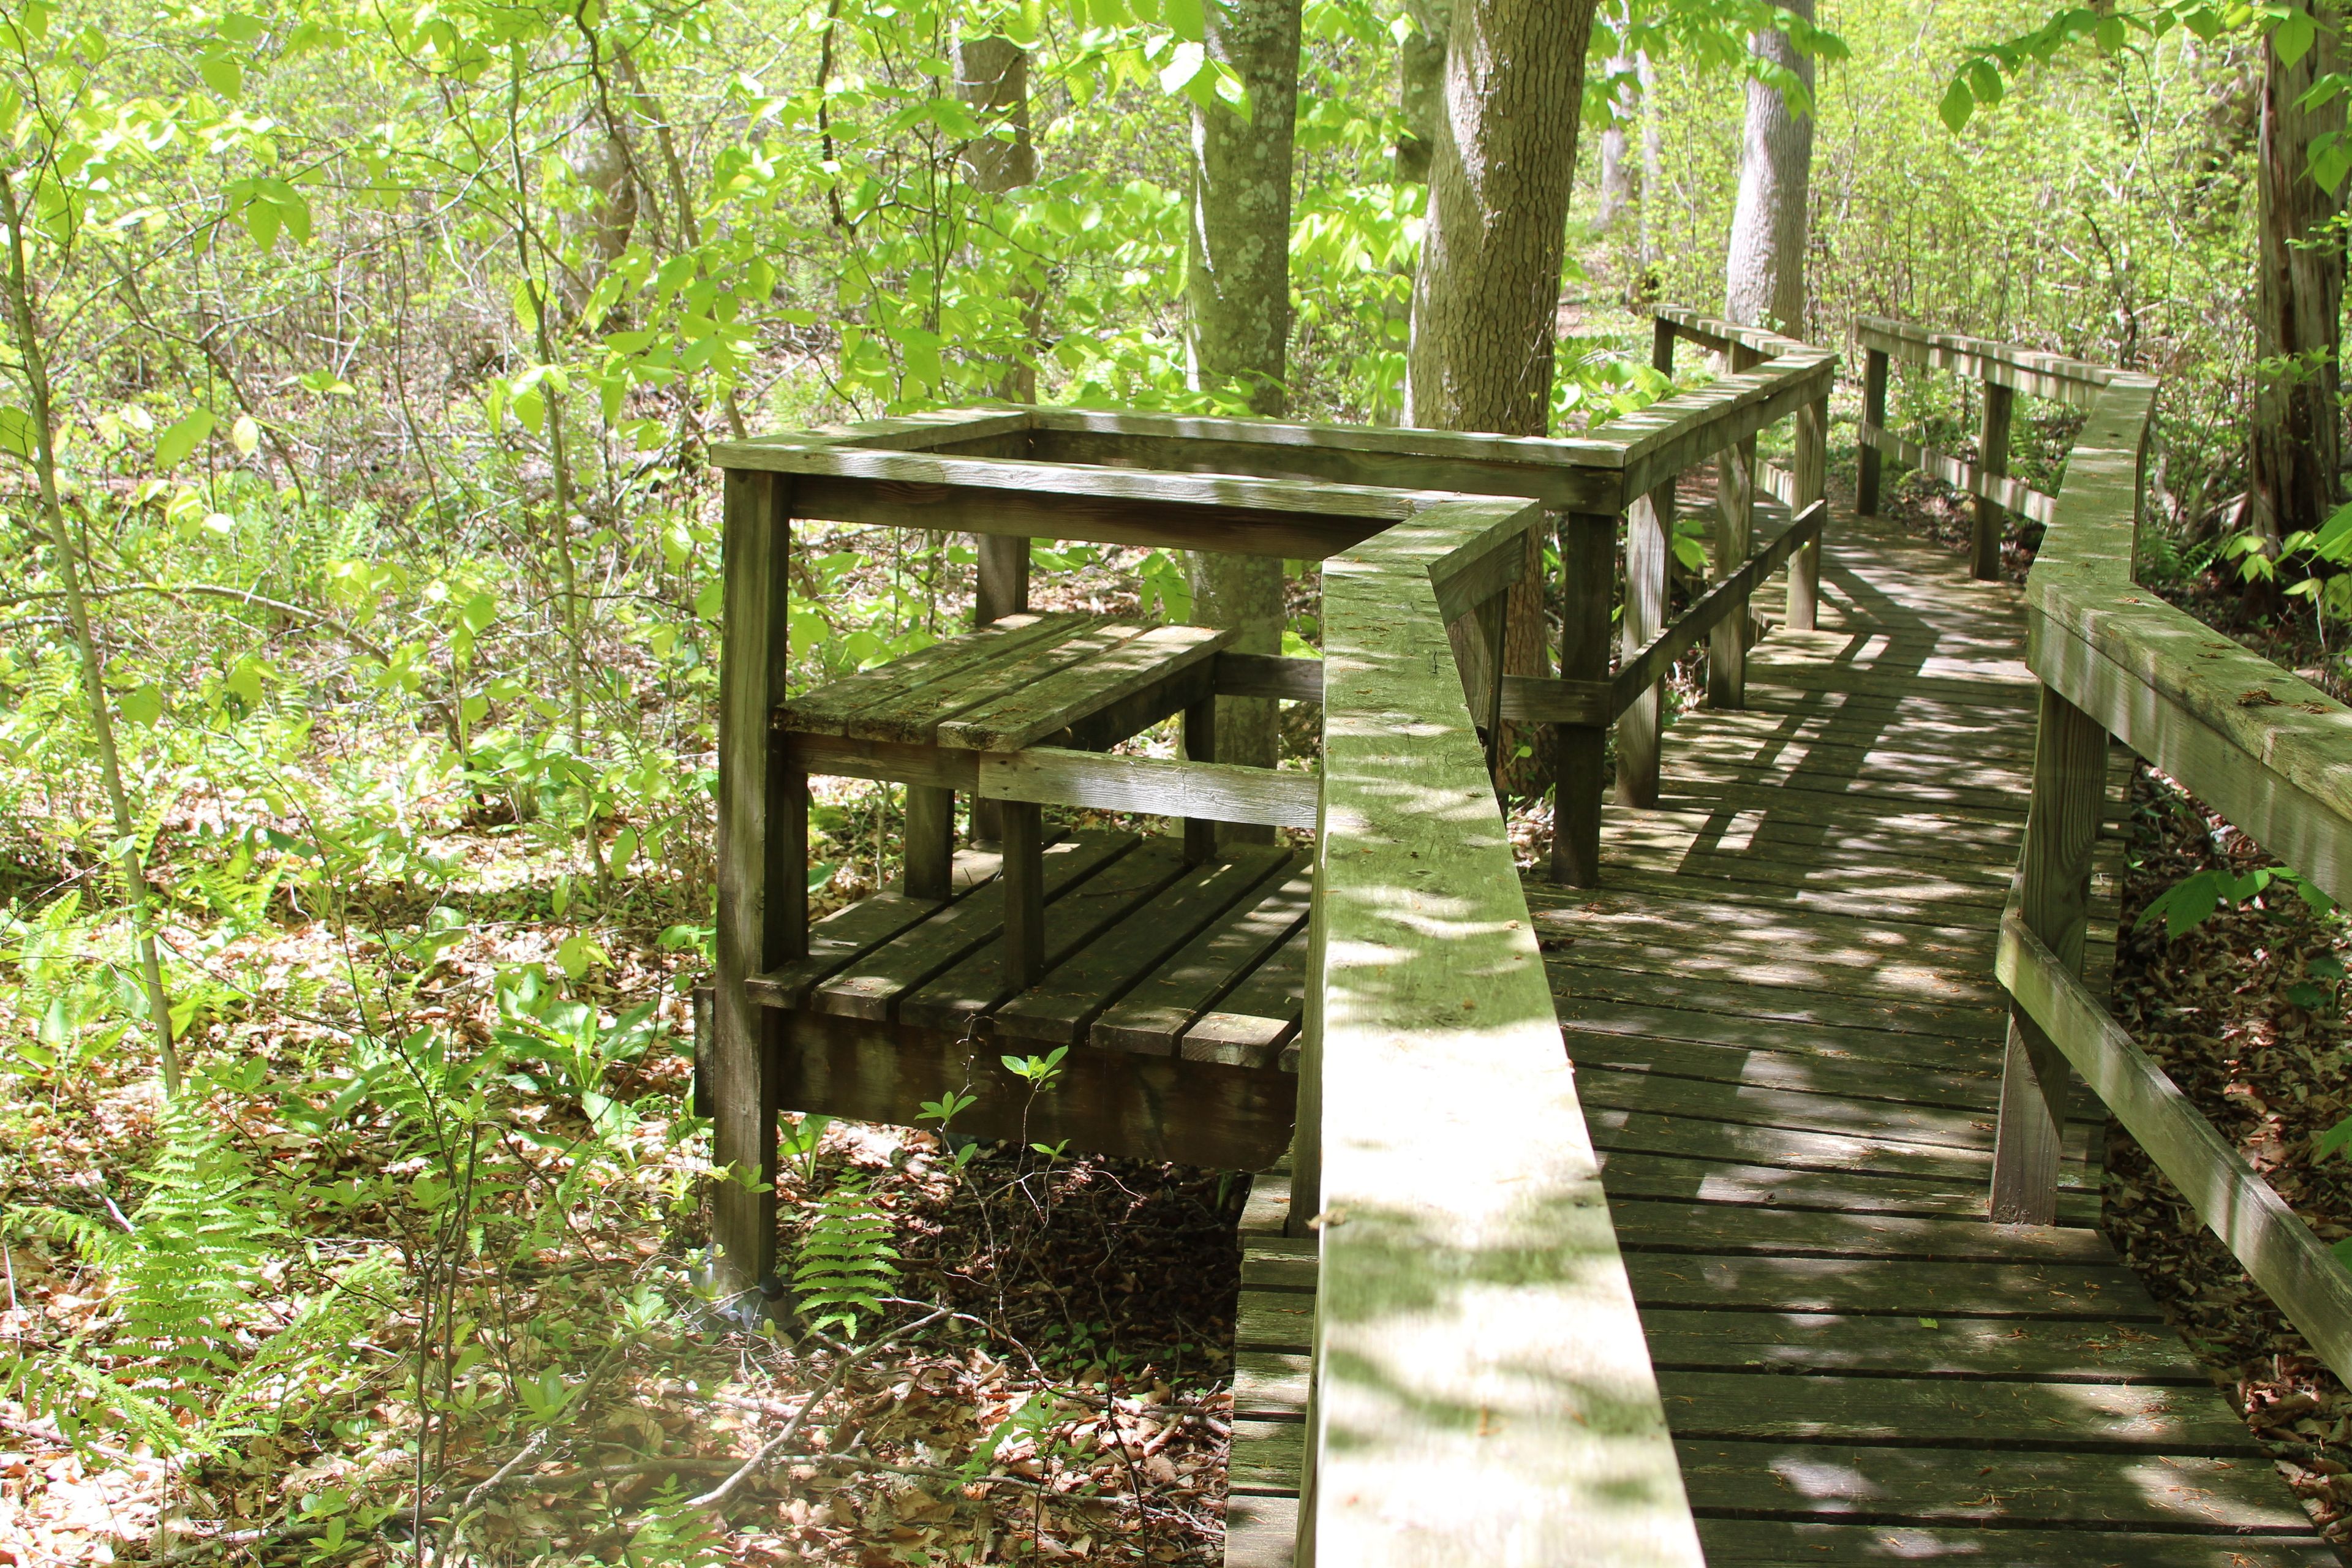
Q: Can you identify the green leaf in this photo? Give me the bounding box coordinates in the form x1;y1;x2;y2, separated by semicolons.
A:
2287;981;2331;1009
118;682;163;726
154;410;214;470
2317;1115;2352;1164
2275;4;2318;67
225;657;265;707
197;51;242;98
0;404;36;459
230;414;260;456
1937;77;1974;135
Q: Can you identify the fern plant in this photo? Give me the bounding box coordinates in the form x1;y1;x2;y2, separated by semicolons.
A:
793;1175;899;1339
5;1106;391;1457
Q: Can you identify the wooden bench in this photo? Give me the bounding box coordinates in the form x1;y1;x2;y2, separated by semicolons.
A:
747;610;1325;1170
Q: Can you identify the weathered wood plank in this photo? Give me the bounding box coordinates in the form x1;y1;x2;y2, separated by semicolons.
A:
810;832;1137;1020
1311;494;1705;1565
937;624;1235;751
773;1007;1294;1169
1636;1308;2206;1382
1094;863;1312;1056
1697;1520;2335;1567
976;747;1320;830
746;845;1009;1009
992;847;1293;1045
1677;1442;2315;1532
1654;1371;2254;1452
1624;1253;2156;1319
853;620;1150;744
776;612;1083;736
898;836;1191;1031
1181;923;1311;1068
1593;1148;2101;1225
712;467;796;1292
1856;315;2114;405
1217;651;1325;703
1584;1109;2092;1188
1857;418;2058;527
1608;1199;2115;1262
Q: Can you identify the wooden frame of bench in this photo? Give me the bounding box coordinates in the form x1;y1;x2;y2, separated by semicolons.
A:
707;315;1836;1564
1936;317;2352;1392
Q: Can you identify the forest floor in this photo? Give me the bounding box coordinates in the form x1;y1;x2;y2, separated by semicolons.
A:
0;531;1271;1567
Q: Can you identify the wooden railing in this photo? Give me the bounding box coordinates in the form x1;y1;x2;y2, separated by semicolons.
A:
1853;315;2112;579
707;311;1834;1564
1927;317;2352;1386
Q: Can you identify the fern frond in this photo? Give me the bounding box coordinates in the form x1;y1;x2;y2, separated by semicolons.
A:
793;1176;899;1340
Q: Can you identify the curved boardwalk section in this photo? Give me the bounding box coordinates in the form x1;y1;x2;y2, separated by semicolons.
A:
1523;509;2331;1565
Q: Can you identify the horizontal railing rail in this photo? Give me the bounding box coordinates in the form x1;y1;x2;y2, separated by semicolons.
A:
1925;314;2352;1389
1852;315;2114;579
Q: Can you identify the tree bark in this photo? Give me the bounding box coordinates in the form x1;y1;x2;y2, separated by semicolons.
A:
1637;48;1664;271
1185;0;1300;796
1404;0;1597;796
2251;1;2345;551
1722;0;1815;337
1395;0;1451;184
1596;51;1635;234
957;34;1041;402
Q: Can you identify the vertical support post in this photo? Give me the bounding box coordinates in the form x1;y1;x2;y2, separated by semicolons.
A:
1975;381;2015;581
1616;482;1672;808
1551;511;1615;886
713;467;800;1300
1989;685;2108;1224
1708;435;1755;709
1001;800;1046;992
1182;694;1219;864
1789;394;1827;631
1651;314;1676;382
970;533;1031;845
903;785;956;899
1856;347;1889;517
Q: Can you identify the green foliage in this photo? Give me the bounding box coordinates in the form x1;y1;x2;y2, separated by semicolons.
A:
793;1174;901;1339
2138;865;2337;939
4;1106;393;1458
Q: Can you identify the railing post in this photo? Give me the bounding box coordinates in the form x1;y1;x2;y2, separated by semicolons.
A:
714;468;800;1301
1789;394;1826;630
1857;346;1889;517
1709;434;1754;708
1551;511;1616;884
970;534;1030;844
1651;314;1676;382
1989;684;2108;1224
1616;480;1672;808
1975;381;2015;581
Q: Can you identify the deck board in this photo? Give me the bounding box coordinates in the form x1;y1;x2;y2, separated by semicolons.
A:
1221;511;2322;1567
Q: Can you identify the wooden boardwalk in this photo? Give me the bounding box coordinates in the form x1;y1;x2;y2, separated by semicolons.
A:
1227;511;2337;1566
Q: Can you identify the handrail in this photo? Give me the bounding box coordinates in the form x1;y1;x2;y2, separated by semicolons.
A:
715;310;1837;888
1904;311;2352;1388
707;411;1731;1565
1850;315;2108;579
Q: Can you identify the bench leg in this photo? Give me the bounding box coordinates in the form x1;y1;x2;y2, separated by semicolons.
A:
1183;695;1219;864
1002;801;1046;991
904;785;957;900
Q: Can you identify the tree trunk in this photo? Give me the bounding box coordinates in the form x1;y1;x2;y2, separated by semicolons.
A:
2250;2;2345;554
1185;0;1300;797
957;34;1041;402
1637;48;1664;271
1722;0;1815;337
1395;0;1450;183
1404;0;1597;797
1596;53;1634;234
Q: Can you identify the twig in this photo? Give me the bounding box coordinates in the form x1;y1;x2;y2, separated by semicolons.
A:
688;1306;949;1510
